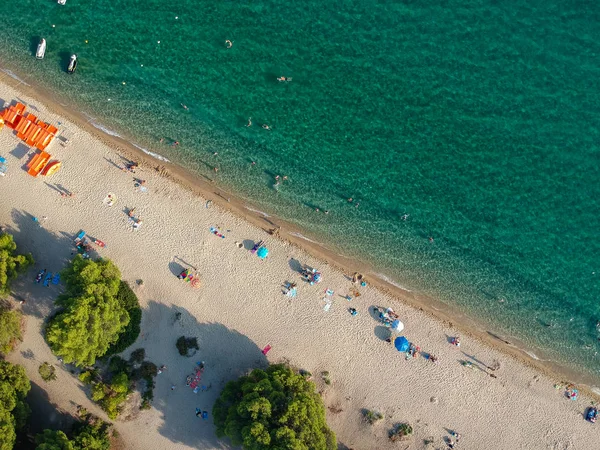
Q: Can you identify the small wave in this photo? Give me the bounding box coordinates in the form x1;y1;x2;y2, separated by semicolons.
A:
90;122;121;138
1;69;30;86
245;206;270;217
524;350;540;360
375;273;412;291
592;387;600;396
289;232;320;244
132;144;170;162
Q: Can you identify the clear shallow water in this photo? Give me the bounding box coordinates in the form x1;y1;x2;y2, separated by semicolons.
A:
1;1;599;378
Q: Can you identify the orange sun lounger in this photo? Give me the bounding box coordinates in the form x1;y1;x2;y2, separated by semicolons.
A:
26;151;51;177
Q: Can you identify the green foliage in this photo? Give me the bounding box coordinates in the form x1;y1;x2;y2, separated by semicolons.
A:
91;371;130;419
0;360;31;449
78;370;94;385
108;356;130;374
363;409;383;425
213;364;336;450
104;281;142;357
71;415;111;450
139;361;157;379
45;256;130;366
389;423;413;442
0;232;34;298
129;348;145;364
176;336;199;356
38;362;57;382
0;307;21;355
35;429;74;450
320;371;331;385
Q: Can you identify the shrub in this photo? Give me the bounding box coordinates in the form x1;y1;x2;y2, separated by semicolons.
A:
176;336;199;356
0;233;34;298
91;372;130;419
130;348;145;364
389;423;413;442
35;429;74;450
38;362;57;382
0;361;31;449
71;413;111;450
321;371;331;385
108;356;130;375
213;364;336;450
45;257;130;366
139;361;158;379
104;281;142;357
363;409;383;425
0;307;21;355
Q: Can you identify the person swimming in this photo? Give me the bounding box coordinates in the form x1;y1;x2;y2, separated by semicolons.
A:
181;103;189;110
246;117;252;127
277;76;292;82
225;40;233;48
262;124;271;130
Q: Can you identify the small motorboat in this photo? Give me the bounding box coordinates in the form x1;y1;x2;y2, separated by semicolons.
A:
36;38;46;59
277;76;292;82
57;0;66;4
67;54;77;74
586;407;598;423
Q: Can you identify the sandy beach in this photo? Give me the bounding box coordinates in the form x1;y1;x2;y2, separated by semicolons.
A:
1;78;600;449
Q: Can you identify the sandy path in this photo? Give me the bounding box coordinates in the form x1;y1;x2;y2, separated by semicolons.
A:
1;81;599;450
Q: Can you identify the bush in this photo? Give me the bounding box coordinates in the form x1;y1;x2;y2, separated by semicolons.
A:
130;348;145;364
389;423;413;442
139;361;158;379
38;362;57;382
213;364;336;450
104;281;142;357
91;372;130;419
0;360;31;449
176;336;199;356
71;413;111;450
35;429;74;450
45;257;130;366
0;307;21;355
363;409;383;425
0;233;34;298
108;356;130;375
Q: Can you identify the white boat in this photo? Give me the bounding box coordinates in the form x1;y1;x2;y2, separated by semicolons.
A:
36;38;46;59
57;0;66;5
67;54;77;74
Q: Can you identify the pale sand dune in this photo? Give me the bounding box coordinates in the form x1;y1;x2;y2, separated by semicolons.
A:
1;80;599;449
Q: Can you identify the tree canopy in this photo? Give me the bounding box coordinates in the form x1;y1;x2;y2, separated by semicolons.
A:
213;364;336;450
104;281;141;357
0;232;33;298
35;429;74;450
0;360;31;450
45;256;130;367
35;413;111;450
0;307;21;355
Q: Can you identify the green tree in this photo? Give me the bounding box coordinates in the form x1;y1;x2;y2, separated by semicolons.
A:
35;429;74;450
45;256;130;366
71;417;111;450
0;307;21;355
0;232;33;298
0;361;31;449
104;281;142;357
213;364;336;450
91;372;130;419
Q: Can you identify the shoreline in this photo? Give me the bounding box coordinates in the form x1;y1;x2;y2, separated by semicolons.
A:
0;65;597;396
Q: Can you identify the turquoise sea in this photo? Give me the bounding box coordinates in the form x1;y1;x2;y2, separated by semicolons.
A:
1;1;599;379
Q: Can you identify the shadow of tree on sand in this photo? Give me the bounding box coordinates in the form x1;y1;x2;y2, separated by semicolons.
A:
5;208;74;320
137;301;268;449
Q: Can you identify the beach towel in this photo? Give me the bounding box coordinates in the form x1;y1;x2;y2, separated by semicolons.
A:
193;386;200;394
43;273;52;287
52;273;60;285
323;302;332;312
262;345;272;355
190;381;198;389
325;289;334;296
202;411;208;420
103;193;116;206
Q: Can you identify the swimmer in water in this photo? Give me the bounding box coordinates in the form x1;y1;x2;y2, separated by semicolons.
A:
246;117;252;127
262;124;271;131
181;103;189;110
251;161;256;166
401;214;409;221
429;236;434;243
225;40;233;48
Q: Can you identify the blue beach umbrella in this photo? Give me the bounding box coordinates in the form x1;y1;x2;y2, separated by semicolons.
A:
257;246;269;259
394;336;410;352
